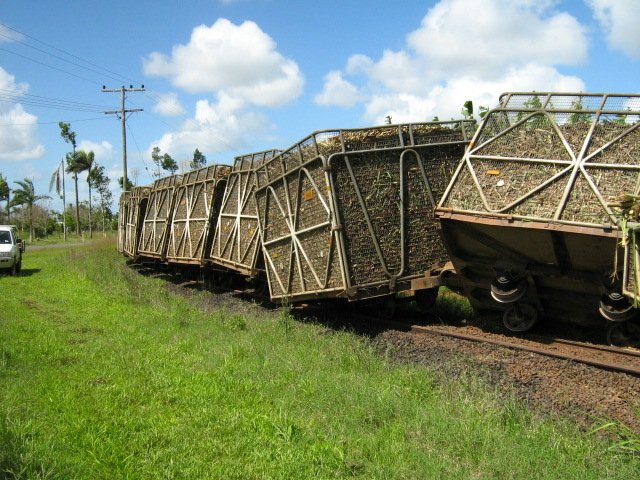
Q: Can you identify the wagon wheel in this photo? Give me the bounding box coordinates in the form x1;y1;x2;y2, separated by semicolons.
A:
606;321;640;348
598;293;636;323
415;288;439;311
490;275;527;304
502;303;538;333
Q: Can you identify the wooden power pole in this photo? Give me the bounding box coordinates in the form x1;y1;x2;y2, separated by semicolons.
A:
102;85;144;192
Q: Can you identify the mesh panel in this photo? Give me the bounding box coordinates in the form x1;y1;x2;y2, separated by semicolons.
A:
441;92;640;227
257;121;473;300
167;165;231;263
139;178;180;257
466;159;568;211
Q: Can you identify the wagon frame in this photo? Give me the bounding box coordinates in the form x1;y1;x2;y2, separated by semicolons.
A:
255;121;476;304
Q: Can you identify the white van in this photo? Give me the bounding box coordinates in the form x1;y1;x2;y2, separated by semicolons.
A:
0;225;24;275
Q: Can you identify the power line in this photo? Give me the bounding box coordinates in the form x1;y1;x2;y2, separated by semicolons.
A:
0;30;125;85
0;116;107;126
0;93;109;113
0;22;139;86
0;46;102;86
126;120;152;182
0;89;111;109
1;22;245;159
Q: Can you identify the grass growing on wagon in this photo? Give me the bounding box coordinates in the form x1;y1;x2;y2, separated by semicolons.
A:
1;240;638;479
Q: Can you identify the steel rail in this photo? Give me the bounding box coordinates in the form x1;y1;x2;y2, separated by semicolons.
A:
406;324;640;377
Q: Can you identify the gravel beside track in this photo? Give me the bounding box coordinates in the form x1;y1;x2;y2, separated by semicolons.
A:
372;318;640;433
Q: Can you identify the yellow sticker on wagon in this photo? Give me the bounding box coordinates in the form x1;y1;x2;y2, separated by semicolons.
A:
487;170;500;175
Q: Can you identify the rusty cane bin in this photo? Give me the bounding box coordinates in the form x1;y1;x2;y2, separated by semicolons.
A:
138;175;183;260
165;165;231;265
254;121;476;304
121;186;150;258
209;150;281;276
436;92;640;333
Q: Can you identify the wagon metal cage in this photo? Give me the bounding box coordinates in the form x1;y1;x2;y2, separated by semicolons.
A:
254;120;476;303
209;150;281;275
436;92;640;329
122;186;150;258
138;175;182;260
117;192;129;254
165;165;232;265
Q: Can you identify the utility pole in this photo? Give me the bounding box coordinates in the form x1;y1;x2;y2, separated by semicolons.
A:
61;159;67;241
102;85;144;192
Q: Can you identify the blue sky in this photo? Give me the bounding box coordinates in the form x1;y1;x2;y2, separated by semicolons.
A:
1;0;639;209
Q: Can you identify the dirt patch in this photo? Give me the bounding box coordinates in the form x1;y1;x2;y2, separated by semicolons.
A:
372;325;640;433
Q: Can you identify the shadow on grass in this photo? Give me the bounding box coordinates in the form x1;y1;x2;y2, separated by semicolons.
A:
0;418;53;479
17;268;41;277
0;268;41;278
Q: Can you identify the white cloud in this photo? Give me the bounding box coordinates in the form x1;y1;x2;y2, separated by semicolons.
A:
408;0;587;79
0;25;23;43
588;0;640;59
77;140;115;163
150;92;273;158
152;92;186;117
0;67;44;161
314;71;363;107
316;0;589;124
364;64;585;123
143;18;303;107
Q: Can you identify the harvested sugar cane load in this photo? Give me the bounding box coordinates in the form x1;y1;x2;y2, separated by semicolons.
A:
165;165;231;265
210;150;281;277
254;121;476;312
138;174;182;260
117;191;129;254
122;186;150;258
436;92;640;344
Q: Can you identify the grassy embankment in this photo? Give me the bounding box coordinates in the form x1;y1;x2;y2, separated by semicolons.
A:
0;240;638;479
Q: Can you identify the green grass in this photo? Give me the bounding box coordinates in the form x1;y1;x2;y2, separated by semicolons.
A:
0;240;638;479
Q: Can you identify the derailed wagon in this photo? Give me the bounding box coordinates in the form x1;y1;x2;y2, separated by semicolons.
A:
209;150;281;277
254;121;476;310
165;165;231;265
138;175;182;260
436;92;640;343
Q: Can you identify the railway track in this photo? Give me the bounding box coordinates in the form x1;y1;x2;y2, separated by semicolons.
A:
383;320;640;377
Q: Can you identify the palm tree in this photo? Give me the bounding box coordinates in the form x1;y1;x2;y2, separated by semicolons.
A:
66;152;82;236
9;178;50;242
59;122;79;235
75;150;95;238
66;150;93;237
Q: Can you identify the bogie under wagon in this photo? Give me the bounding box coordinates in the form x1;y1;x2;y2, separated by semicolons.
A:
255;121;476;310
436;92;640;343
